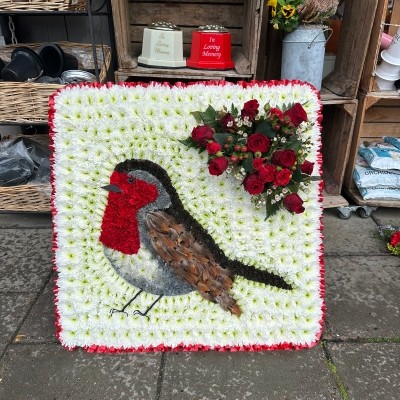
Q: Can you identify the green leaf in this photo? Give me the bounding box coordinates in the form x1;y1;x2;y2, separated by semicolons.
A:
213;133;231;146
291;166;302;182
285;138;302;152
242;153;254;173
281;102;294;112
178;138;204;153
179;138;195;147
265;201;280;220
191;111;203;124
230;103;239;117
254;120;276;138
200;105;217;127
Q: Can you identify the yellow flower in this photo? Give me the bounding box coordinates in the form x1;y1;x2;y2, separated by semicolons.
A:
266;0;277;6
282;5;296;18
271;7;277;17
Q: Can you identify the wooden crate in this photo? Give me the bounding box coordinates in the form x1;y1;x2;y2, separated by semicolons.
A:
111;0;266;82
343;91;400;208
0;135;51;213
322;0;380;99
321;99;358;195
359;0;400;94
343;0;400;208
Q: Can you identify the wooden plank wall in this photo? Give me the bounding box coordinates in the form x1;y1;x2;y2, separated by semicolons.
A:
360;99;400;140
127;0;245;58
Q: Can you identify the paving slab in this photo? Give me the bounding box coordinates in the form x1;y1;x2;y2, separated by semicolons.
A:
15;278;57;344
0;213;52;228
0;344;161;400
322;209;386;256
0;294;35;344
323;255;400;340
160;346;340;400
0;229;52;292
371;207;400;227
0;344;6;358
327;343;400;400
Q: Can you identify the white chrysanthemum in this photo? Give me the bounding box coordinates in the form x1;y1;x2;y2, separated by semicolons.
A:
53;83;324;350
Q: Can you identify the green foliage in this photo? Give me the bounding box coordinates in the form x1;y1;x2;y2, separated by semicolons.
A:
230;103;239;117
200;105;217;127
178;138;205;153
213;133;231;146
265;198;280;219
268;0;304;33
254;120;276;138
242;152;254;173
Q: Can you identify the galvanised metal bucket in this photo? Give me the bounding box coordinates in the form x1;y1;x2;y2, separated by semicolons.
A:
281;25;331;90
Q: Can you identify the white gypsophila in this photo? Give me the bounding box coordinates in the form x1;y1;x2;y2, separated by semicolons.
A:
53;82;324;350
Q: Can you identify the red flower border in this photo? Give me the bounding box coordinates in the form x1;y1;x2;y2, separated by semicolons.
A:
49;79;325;353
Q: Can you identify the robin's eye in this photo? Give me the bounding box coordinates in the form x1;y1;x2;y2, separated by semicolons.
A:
128;177;135;183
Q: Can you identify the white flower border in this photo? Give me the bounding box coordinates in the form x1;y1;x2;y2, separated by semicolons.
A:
51;81;324;351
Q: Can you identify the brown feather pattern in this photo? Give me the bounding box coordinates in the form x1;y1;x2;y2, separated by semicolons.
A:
145;210;242;316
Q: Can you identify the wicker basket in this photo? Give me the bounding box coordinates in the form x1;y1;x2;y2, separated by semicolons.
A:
0;0;86;12
0;41;111;124
0;135;51;212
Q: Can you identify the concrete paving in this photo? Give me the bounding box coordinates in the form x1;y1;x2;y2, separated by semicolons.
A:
0;207;399;400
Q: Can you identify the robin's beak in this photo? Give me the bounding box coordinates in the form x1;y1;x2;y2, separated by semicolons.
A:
102;184;122;193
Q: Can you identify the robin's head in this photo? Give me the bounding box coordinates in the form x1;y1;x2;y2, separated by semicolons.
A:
102;170;157;209
102;169;172;212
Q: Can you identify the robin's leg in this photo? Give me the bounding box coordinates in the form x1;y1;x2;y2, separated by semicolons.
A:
110;289;144;316
132;294;163;317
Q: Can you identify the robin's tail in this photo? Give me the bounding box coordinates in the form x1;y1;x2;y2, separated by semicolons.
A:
215;291;242;316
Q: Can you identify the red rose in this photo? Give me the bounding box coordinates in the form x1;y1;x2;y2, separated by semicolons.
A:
206;141;222;155
247;133;271;153
243;173;265;195
208;156;229;176
273;168;292;187
243;99;259;113
253;158;265;171
220;113;235;130
271;150;296;168
258;164;275;183
241;99;259;121
283;193;305;214
389;231;400;247
191;125;214;145
269;108;284;120
300;160;314;175
283;103;308;127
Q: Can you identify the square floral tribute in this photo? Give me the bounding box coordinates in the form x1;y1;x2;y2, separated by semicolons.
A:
51;80;325;352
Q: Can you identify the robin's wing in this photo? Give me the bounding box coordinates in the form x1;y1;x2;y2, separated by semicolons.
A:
145;210;241;316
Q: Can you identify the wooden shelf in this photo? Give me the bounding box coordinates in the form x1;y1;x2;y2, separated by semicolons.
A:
115;63;252;83
322;191;349;209
345;188;400;208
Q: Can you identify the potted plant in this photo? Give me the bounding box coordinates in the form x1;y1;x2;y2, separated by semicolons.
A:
266;0;340;90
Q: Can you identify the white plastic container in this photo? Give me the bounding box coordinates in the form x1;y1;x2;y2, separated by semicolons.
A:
385;27;400;62
375;52;400;79
374;70;396;90
138;22;186;68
